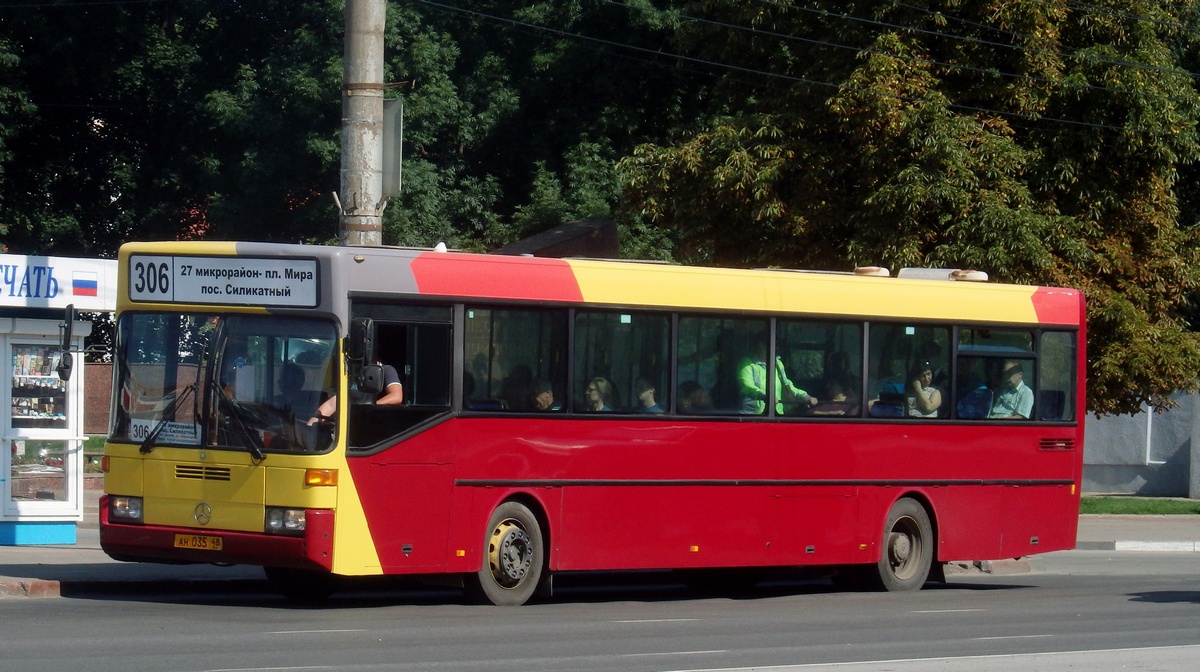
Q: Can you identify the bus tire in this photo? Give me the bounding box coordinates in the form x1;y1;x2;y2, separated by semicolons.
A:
874;498;933;592
466;501;545;606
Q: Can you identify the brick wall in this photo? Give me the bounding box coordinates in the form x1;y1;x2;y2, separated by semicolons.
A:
84;362;112;435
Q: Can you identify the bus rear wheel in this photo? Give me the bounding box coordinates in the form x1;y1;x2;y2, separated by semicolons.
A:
466;501;545;606
874;498;933;592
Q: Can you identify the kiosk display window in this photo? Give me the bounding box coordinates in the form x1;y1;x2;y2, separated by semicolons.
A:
8;344;71;507
9;439;70;503
10;345;68;429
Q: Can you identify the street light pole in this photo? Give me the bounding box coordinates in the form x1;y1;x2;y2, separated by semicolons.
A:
339;0;386;246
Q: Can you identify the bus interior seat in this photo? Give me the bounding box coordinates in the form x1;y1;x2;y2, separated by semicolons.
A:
869;392;905;418
468;399;507;411
1039;390;1066;420
956;388;993;419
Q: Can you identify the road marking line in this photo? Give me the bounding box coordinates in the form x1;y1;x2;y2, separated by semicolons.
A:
267;629;366;635
624;650;728;657
657;644;1200;672
972;634;1054;641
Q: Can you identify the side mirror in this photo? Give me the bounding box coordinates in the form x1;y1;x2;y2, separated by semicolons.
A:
347;317;373;362
57;304;76;381
56;351;74;382
357;364;384;396
60;303;75;351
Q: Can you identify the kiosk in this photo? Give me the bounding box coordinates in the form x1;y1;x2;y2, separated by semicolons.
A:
0;254;116;544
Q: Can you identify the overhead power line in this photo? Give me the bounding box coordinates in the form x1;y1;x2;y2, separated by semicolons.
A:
416;0;1198;139
609;0;1198;107
743;0;1200;81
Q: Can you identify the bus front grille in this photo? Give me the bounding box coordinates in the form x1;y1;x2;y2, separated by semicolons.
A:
175;465;232;481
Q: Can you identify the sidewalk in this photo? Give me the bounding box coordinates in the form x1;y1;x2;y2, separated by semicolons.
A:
1075;514;1200;552
1;510;1197;599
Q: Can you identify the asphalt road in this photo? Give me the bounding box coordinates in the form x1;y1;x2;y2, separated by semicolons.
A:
0;550;1195;672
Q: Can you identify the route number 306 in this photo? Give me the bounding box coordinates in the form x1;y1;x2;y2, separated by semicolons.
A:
133;260;171;295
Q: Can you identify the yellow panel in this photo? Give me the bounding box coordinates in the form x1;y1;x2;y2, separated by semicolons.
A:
142;460;265;531
329;456;384;575
119;241;242;258
103;456;143;497
566;261;1042;323
263;467;338;509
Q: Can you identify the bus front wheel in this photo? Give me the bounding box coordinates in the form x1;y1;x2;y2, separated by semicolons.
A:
874;498;933;592
466;501;545;606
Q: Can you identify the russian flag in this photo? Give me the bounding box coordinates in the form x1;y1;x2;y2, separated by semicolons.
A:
72;271;98;297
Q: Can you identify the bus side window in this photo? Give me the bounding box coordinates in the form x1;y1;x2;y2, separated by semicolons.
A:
1038;331;1076;421
777;318;863;418
463;307;567;413
575;310;669;414
678;316;766;414
867;324;949;419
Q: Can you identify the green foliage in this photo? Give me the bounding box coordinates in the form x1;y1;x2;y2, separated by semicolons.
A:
620;0;1200;416
1080;496;1200;515
3;1;1200;416
0;1;346;254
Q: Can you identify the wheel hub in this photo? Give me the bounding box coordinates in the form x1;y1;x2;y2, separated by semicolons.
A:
490;520;533;586
889;531;912;563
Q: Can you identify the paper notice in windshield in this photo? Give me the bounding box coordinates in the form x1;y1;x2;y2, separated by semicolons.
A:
130;418;201;446
128;255;319;307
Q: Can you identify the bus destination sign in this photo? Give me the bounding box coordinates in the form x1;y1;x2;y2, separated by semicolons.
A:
128;255;319;308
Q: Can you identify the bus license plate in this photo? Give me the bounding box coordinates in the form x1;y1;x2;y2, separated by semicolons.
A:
174;533;223;551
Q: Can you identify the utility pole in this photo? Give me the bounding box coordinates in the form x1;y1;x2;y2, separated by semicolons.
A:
338;0;386;246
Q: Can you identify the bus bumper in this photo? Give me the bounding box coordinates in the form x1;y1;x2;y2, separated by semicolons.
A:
98;496;335;572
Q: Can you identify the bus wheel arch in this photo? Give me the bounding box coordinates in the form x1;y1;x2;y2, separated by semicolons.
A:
465;496;549;606
873;495;936;591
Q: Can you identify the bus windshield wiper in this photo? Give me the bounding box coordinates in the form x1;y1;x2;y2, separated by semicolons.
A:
139;384;197;454
216;384;267;461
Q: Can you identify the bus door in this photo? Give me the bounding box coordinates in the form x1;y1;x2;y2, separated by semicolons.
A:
343;303;456;570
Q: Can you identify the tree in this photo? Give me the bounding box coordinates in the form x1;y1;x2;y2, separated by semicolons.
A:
0;1;346;256
620;0;1200;415
0;0;701;259
378;0;705;252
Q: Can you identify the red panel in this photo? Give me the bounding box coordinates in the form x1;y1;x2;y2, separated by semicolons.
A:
345;416;1084;576
1031;286;1085;326
409;253;584;302
345;460;456;571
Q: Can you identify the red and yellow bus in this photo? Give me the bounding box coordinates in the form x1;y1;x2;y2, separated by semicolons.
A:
99;241;1085;605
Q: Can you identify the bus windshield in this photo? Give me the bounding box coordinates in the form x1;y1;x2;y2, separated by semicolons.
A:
111;313;338;455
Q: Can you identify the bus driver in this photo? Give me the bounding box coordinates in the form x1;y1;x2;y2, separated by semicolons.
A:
308;361;403;425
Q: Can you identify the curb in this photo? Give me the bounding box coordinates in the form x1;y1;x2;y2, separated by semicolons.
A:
0;578;60;599
1077;540;1200;552
1;577;266;600
945;558;1031;575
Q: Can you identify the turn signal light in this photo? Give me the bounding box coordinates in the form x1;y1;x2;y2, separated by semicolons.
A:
304;469;338;486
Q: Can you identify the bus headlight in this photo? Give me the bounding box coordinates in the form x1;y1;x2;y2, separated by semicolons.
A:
109;496;144;524
264;507;306;536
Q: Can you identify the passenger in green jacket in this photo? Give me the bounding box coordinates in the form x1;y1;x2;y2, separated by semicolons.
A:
737;338;817;415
